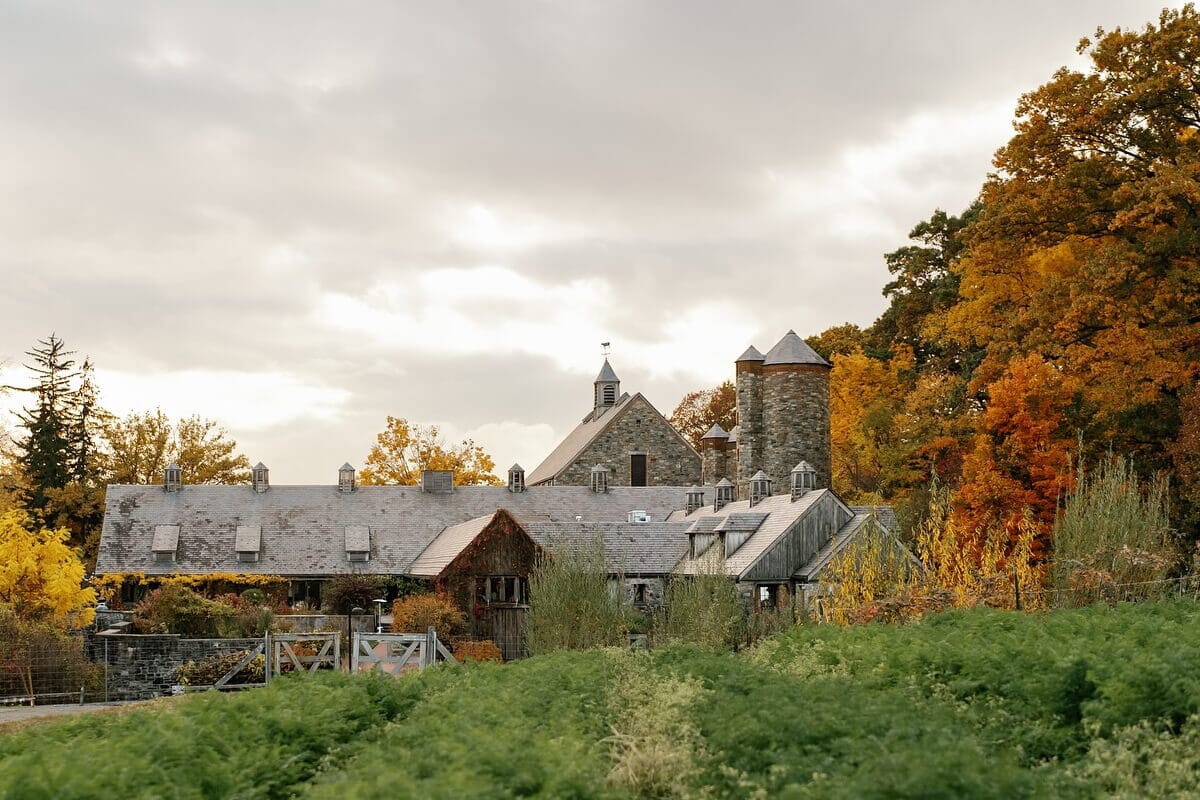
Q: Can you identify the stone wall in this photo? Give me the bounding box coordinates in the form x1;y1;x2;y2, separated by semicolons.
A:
735;361;765;497
92;632;266;700
762;364;831;493
700;438;731;486
624;577;665;610
555;396;701;487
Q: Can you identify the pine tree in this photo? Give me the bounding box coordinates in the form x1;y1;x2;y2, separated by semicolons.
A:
15;335;77;512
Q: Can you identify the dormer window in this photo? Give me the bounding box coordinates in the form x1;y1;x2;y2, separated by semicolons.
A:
508;464;526;493
152;524;180;563
252;462;269;493
790;461;816;500
338;463;356;493
591;464;609;494
236;525;262;563
714;478;735;511
345;525;370;562
749;470;772;506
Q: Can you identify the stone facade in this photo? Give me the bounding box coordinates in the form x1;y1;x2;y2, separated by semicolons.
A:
762;364;831;492
554;396;701;487
91;632;266;700
700;437;731;487
735;358;765;496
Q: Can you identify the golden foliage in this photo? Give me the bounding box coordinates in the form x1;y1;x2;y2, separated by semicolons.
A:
390;592;466;638
92;572;286;602
0;509;95;628
360;416;501;486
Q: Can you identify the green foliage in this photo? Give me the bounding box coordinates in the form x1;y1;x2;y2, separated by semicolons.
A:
9;603;1200;797
655;572;742;649
1052;455;1177;605
527;535;628;654
320;575;387;615
134;586;273;638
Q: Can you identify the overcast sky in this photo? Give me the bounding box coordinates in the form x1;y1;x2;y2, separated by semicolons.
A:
0;1;1176;484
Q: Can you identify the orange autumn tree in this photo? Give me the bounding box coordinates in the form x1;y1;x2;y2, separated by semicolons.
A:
955;354;1079;553
360;416;502;486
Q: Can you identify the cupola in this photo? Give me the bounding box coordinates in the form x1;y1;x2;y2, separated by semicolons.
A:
338;463;356;493
790;461;816;500
749;470;772;506
252;462;269;493
590;463;609;493
594;358;620;414
508;463;526;493
714;477;735;511
685;486;705;514
164;463;181;493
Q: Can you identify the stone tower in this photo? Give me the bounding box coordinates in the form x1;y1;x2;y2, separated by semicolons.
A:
699;423;732;486
735;331;831;495
734;345;765;497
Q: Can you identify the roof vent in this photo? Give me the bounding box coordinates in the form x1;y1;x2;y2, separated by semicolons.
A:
164;463;181;493
252;462;269;493
685;486;705;515
749;470;772;507
508;463;526;493
421;469;454;494
714;478;735;511
791;461;816;500
627;510;650;523
338;462;356;493
236;525;262;563
591;464;609;494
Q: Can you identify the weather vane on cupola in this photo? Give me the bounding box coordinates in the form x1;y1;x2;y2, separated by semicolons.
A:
601;341;611;357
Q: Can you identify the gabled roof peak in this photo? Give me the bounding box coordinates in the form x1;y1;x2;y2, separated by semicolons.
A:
762;331;830;367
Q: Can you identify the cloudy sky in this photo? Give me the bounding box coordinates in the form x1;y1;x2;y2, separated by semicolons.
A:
0;1;1176;483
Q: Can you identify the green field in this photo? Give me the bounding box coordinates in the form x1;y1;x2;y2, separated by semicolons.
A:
4;602;1200;798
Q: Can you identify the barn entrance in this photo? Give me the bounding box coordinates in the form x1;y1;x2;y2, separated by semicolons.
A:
474;575;530;660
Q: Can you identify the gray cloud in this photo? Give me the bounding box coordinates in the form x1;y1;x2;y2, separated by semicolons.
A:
0;0;1176;481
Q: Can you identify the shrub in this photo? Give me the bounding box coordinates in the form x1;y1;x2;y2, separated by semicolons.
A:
134;586;235;637
1052;455;1177;606
321;575;387;615
656;570;742;649
527;535;627;654
391;593;466;638
174;650;265;687
0;607;103;703
452;640;503;663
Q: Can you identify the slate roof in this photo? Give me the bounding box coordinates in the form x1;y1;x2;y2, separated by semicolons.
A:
96;483;691;577
595;359;620;383
701;424;729;440
736;345;765;362
524;521;690;575
761;330;831;367
408;514;493;577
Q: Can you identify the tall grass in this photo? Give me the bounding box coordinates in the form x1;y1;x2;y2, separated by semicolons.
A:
655;567;742;650
527;534;628;654
1052;455;1175;606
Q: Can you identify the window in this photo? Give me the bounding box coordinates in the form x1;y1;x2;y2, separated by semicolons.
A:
480;576;529;606
630;454;647;487
632;582;648;605
757;584;780;610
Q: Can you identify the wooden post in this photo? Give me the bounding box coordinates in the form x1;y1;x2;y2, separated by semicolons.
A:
426;626;436;668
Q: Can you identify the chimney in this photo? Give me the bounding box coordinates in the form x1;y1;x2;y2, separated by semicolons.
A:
252;462;269;493
338;463;356;493
164;463;182;493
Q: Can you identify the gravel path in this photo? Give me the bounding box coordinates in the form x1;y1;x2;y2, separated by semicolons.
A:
0;700;161;731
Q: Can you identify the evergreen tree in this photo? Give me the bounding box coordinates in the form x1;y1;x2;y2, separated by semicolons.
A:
15;335;77;512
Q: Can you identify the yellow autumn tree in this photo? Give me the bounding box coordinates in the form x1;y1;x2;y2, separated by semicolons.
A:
360;416;502;486
0;509;97;703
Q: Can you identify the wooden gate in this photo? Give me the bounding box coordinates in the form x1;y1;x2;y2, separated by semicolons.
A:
271;632;340;675
183;636;269;692
351;628;456;675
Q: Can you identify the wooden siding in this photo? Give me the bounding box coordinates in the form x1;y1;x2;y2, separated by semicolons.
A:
740;492;852;583
435;509;541;660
